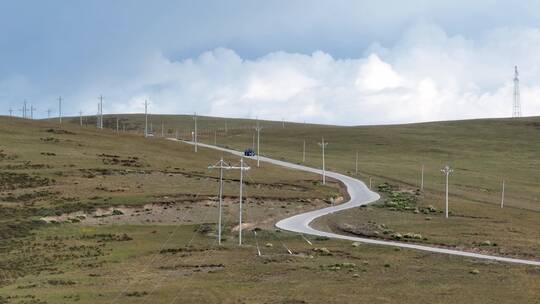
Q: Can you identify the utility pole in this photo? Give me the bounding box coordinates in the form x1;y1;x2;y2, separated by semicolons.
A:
355;150;359;175
30;105;36;119
22;100;27;118
513;66;521;118
318;137;328;185
501;179;505;208
193;112;198;152
224;120;228;133
98;95;103;129
254;120;262;167
214;130;217;146
8;108;13;116
282;118;285;128
441;165;453;218
96;103;100;128
208;158;249;245
302;139;306;163
209;158;225;245
161;121;164;137
116;117;119;133
237;158;250;245
58;96;62;124
144;99;149;137
421;164;424;191
47;109;51;119
79;111;83;126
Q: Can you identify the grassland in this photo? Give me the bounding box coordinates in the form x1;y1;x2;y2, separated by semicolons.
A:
1;114;538;303
1;223;539;304
0;116;337;291
197;116;540;259
92;114;540;259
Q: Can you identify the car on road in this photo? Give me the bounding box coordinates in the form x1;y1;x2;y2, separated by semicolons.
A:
244;148;256;156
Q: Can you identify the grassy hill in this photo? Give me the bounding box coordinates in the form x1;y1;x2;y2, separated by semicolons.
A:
75;113;540;213
0;116;337;290
85;114;540;258
1;114;538;303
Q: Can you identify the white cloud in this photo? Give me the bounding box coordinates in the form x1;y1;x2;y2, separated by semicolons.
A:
355;54;403;91
78;24;540;125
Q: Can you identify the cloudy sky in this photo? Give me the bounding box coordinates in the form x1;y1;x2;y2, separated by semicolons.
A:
1;1;540;125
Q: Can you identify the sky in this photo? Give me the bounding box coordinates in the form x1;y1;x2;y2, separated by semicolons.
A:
1;0;540;125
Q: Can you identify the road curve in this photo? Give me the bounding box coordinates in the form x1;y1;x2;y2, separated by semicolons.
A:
169;139;540;266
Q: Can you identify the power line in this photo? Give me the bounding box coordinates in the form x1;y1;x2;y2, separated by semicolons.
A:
108;187;210;304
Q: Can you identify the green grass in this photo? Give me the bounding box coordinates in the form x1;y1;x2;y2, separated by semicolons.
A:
1;223;538;304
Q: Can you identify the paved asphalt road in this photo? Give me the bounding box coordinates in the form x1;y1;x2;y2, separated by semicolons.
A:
170;139;540;266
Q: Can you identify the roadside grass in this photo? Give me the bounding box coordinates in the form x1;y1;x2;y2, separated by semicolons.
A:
0;223;538;304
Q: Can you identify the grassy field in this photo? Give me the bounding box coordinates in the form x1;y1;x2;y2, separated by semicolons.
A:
1;223;538;304
0;116;338;290
89;114;540;259
1;114;538;303
197;116;540;259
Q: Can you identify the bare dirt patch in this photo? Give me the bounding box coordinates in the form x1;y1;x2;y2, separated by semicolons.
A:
40;196;333;229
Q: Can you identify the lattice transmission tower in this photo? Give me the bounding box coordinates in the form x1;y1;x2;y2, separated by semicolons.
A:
513;66;521;118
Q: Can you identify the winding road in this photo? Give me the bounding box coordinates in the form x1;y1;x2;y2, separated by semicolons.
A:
170;139;540;266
